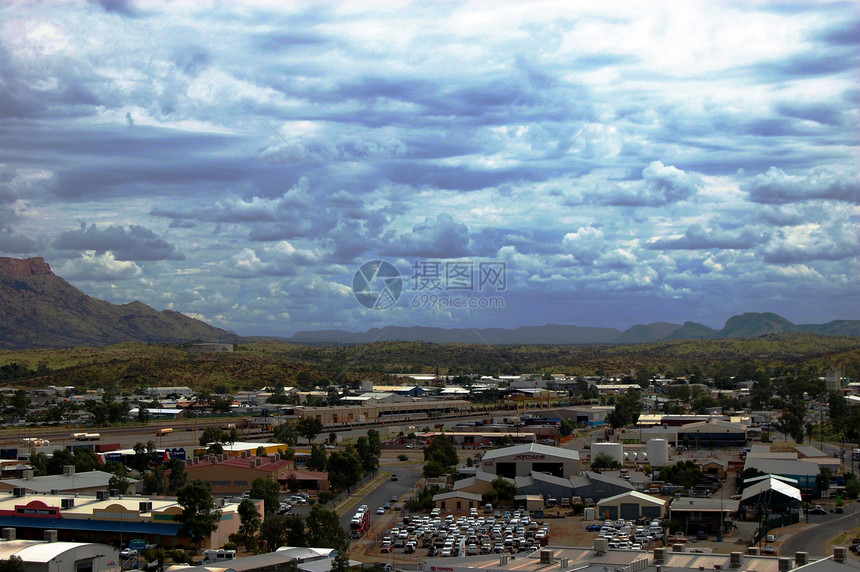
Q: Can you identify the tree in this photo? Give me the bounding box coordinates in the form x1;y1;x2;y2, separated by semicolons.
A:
491;476;516;502
259;514;305;552
423;460;446;479
142;467;168;495
367;429;381;456
250;477;283;517
175;480;222;549
199;427;224;447
355;436;378;475
590;452;621;472
166;457;188;495
305;503;347;550
10;389;30;418
306;444;328;472
424;435;458;468
327;448;363;492
109;466;131;494
0;556;25;572
138;406;150;424
736;467;765;493
131;441;158;473
229;499;262;553
815;468;831;494
296;417;324;445
660;460;705;490
844;473;859;499
606;390;643;429
328;431;338;446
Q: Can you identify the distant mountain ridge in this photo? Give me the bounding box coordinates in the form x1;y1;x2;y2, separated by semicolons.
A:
0;257;241;349
1;256;858;349
291;312;860;345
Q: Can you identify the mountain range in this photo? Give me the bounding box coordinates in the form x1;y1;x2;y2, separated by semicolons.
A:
0;257;240;349
290;313;860;345
1;256;858;349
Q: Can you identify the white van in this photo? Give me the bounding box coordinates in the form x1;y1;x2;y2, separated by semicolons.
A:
201;549;236;564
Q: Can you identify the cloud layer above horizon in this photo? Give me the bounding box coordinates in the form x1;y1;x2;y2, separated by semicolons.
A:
1;0;857;336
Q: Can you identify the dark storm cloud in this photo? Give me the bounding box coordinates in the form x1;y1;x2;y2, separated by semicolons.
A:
381;213;471;259
814;17;860;46
0;230;38;254
648;224;766;251
90;0;140;17
53;223;183;261
743;167;860;204
777;102;843;126
251;31;332;52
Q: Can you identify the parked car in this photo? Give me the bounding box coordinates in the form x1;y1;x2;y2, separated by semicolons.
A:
586;524;603;531
377;507;386;515
808;506;827;515
835;507;844;514
390;474;398;481
764;545;775;554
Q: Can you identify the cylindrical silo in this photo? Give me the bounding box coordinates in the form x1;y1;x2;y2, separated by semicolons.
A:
646;439;669;467
592;442;624;465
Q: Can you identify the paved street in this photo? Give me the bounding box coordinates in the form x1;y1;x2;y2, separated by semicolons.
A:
776;504;860;557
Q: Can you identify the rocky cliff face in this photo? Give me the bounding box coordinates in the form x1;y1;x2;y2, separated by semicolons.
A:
0;257;53;276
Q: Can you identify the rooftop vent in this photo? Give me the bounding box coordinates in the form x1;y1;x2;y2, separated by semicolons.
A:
778;558;792;572
834;547;847;564
730;552;743;568
139;501;152;513
673;544;685;553
2;528;15;541
12;488;25;498
44;530;58;543
63;465;75;476
747;547;759;556
96;490;110;501
61;499;75;509
654;548;666;564
540;550;554;564
794;553;808;566
22;470;34;480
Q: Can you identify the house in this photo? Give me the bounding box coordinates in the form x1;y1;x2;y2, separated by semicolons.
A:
452;471;508;496
432;491;482;514
596;490;666;520
699;459;727;480
668;497;739;536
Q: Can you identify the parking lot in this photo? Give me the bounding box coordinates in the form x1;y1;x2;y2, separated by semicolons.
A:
378;507;551;559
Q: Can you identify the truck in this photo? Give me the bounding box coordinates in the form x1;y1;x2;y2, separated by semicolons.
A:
72;433;101;441
155;428;173;436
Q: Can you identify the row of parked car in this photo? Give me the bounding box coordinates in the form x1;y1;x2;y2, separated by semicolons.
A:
587;518;664;550
381;508;551;557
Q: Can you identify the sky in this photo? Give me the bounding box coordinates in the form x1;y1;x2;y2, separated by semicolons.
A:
0;0;858;338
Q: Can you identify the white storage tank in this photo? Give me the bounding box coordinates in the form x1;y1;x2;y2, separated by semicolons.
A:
592;442;624;465
647;439;669;467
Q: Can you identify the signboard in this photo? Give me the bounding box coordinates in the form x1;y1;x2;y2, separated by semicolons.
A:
514;453;545;460
129;539;147;550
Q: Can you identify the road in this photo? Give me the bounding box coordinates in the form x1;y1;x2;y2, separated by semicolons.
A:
338;464;423;534
777;505;860;557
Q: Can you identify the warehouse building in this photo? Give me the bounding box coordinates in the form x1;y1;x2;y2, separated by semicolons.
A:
595;490;666;520
481;444;580;478
0;536;120;572
570;471;634;502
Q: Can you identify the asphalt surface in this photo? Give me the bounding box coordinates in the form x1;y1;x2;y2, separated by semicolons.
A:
777;504;860;557
337;465;423;533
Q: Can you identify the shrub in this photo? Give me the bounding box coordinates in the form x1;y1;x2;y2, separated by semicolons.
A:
397;454;409;461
